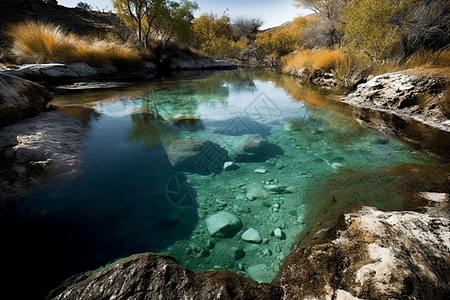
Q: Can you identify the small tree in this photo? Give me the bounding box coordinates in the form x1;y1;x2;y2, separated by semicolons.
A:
191;13;234;56
112;0;197;48
295;0;344;48
341;0;414;62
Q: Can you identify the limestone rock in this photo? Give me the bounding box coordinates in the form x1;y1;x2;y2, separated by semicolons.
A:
276;206;450;299
165;138;230;175
342;72;450;132
205;211;242;238
0;73;51;127
241;228;262;243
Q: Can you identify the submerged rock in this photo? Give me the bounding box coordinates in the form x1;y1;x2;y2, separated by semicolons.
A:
165;138;230;175
0;73;51;127
241;228;262;244
205;211;243;238
234;134;284;162
247;264;275;283
246;182;269;201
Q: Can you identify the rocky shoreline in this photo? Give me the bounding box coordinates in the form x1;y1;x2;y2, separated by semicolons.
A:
47;200;450;300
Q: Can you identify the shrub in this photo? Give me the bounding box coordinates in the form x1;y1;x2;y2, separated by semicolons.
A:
6;20;143;70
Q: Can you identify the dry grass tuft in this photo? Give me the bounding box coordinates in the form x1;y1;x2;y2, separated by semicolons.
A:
283;49;343;73
6;20;143;70
404;49;450;70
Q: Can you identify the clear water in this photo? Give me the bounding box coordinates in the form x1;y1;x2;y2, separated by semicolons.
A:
9;70;444;295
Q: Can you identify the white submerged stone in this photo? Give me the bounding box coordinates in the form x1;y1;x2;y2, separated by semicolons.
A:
205;211;242;238
241;228;262;243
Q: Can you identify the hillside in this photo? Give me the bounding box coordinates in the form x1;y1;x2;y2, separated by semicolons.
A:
0;0;118;49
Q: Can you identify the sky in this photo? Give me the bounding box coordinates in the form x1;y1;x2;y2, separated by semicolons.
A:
56;0;313;30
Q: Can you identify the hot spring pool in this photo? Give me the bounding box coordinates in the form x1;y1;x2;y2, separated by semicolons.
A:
7;70;447;296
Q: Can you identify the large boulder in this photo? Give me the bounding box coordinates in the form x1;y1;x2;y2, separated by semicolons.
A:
165;138;230;175
205;211;243;238
46;253;277;300
343;72;450;132
276;206;450;300
0;73;51;127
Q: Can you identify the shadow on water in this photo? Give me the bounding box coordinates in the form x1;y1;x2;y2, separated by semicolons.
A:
352;106;450;160
2;113;199;299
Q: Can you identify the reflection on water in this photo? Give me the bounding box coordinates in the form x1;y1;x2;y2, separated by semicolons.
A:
4;70;449;298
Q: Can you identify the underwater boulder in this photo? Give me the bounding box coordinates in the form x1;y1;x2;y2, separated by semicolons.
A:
166;138;230;175
234;134;284;162
205;211;243;238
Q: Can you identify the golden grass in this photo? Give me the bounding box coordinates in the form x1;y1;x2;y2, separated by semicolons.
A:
404;49;450;70
7;20;143;70
283;49;343;73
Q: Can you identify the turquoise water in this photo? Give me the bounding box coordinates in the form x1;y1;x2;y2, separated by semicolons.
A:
8;70;443;296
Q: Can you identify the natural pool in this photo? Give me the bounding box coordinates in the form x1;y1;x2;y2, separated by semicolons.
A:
8;70;448;297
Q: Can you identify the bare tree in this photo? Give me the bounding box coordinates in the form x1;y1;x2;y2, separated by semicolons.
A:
231;17;263;42
295;0;344;48
397;0;450;56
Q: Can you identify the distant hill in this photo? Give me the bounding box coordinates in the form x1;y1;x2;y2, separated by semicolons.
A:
260;13;318;33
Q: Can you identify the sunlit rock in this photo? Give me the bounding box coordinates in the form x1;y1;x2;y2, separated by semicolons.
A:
0;73;51;127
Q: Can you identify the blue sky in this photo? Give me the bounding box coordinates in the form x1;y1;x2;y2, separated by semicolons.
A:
56;0;312;29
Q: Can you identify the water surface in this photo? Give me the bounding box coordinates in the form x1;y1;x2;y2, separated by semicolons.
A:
6;70;447;297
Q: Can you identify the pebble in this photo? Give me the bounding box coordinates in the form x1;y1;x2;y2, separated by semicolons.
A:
274;228;283;239
241;228;262;243
254;168;267;174
223;161;239;170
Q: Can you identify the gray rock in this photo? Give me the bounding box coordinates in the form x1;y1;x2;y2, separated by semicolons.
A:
246;182;268;200
165;138;230;175
205;211;242;238
0;73;51;127
241;228;262;243
170;57;235;70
